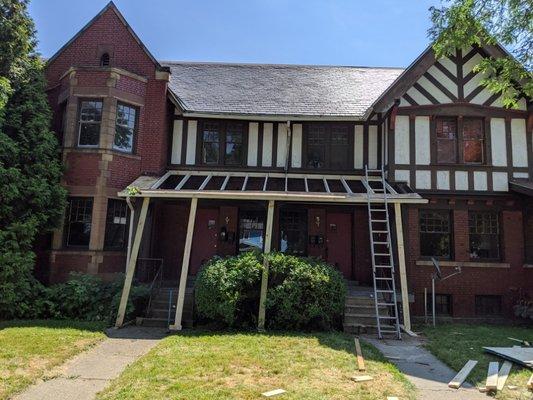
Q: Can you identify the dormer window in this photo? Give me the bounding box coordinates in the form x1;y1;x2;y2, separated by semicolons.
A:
100;52;110;67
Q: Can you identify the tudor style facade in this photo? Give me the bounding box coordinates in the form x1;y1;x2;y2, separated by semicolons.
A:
42;2;532;330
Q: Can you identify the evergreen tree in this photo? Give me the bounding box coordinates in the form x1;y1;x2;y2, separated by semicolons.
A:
0;0;66;317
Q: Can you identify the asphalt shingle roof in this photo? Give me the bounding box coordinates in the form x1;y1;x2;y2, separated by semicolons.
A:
162;62;404;119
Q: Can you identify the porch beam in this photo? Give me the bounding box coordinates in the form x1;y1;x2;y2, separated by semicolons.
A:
115;197;150;328
394;202;411;331
323;177;330;193
242;174;249;191
169;197;198;330
262;175;268;191
220;174;230;190
175;174;191;190
257;200;275;331
341;177;353;194
199;174;212;190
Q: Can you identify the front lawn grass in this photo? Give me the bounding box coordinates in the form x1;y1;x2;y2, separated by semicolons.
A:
0;319;106;399
98;330;415;400
422;324;533;399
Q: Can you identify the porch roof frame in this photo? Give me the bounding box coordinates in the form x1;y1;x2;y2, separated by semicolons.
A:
120;170;427;204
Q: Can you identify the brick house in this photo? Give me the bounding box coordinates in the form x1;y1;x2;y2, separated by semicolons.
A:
43;2;532;333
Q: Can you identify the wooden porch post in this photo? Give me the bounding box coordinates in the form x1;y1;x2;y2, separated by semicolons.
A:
169;197;198;331
258;200;275;331
115;197;150;328
394;202;411;331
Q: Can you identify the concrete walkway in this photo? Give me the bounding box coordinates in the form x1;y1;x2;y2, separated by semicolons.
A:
364;335;488;400
15;326;167;400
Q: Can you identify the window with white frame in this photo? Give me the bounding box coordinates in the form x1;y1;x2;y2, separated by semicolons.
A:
78;100;103;147
113;103;137;153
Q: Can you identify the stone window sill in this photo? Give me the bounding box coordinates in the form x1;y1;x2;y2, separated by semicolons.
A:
416;260;510;269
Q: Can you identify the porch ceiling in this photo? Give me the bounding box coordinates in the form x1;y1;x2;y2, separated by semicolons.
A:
119;170;427;204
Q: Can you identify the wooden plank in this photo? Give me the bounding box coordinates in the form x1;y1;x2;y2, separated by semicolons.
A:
351;375;373;382
448;360;478;389
527;373;533;389
497;361;512;391
387;397;399;400
257;200;275;331
354;338;365;371
394;203;411;331
169;197;198;330
486;362;499;391
261;388;286;397
115;197;150;327
483;347;533;368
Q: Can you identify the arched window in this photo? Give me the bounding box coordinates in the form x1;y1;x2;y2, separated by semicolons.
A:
100;52;110;67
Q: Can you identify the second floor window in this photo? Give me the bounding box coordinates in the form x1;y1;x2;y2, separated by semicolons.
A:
436;117;484;164
419;210;452;259
114;103;137;153
201;121;245;166
78;100;103;147
469;211;500;260
305;124;351;169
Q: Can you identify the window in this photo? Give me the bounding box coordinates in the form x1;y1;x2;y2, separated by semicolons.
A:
200;120;245;166
436;117;457;163
100;52;110;66
64;197;93;247
238;210;265;252
78;100;103;147
279;209;307;255
427;294;452;316
305;124;351;169
104;199;129;250
113;103;137;153
463;118;484;163
435;117;485;164
475;295;502;316
419;210;452;258
469;211;500;260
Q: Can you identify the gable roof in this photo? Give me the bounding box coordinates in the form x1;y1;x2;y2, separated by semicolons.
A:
162;62;404;119
46;1;166;71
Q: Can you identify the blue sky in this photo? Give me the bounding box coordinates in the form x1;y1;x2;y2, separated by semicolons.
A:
29;0;440;67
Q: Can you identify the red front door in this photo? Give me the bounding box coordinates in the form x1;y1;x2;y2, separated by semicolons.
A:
326;212;353;279
190;208;219;275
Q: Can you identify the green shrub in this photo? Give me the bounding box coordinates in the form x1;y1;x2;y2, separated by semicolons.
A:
195;252;346;330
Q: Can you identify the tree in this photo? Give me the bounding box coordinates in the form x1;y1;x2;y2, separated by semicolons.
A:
429;0;532;108
0;0;66;318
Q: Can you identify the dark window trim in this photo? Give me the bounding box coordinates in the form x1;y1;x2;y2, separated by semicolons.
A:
433;116;486;166
64;196;93;249
302;122;354;171
113;101;140;155
77;98;103;148
197;119;249;167
418;209;454;260
427;293;453;316
468;210;501;262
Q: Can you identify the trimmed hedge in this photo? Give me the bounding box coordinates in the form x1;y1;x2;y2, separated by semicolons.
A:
195;252;346;330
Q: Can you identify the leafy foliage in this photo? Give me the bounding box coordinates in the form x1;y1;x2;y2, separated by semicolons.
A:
195;252;346;330
429;0;532;108
0;0;66;318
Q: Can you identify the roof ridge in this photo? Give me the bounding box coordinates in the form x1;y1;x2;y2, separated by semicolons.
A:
160;60;405;70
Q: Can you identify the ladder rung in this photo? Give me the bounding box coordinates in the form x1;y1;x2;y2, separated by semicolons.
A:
374;253;390;256
373;241;389;245
378;316;398;319
370;219;387;222
377;302;396;306
376;289;394;293
370;208;386;212
374;265;393;268
375;277;393;280
380;329;400;333
372;230;388;234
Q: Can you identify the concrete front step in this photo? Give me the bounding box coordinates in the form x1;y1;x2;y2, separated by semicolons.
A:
345;304;388;315
137;317;194;328
344;314;381;326
344;323;399;335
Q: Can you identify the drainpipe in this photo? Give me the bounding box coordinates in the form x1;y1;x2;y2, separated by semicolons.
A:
125;196;135;269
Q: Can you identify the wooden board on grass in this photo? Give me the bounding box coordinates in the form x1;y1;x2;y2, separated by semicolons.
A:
354;337;365;371
497;361;512;391
448;360;478;389
486;362;499;391
351;375;373;382
527;373;533;390
262;388;286;397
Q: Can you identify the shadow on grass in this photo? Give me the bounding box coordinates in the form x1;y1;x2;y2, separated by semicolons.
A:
0;319;108;332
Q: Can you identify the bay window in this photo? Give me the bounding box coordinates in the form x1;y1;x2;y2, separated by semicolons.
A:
78;100;103;147
113;103;137;153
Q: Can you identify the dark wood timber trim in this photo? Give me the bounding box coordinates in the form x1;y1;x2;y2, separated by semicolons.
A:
272;122;278;168
429;116;437;167
409;116;416;186
434;60;458;83
377;114;383;166
483;92;501;107
505;117;513;176
462;47;480;65
363;123;369;168
387;115;395;178
527;119;533;179
465;84;486;102
463;70;477;85
180;119;189;165
456;48;464;100
423;71;458;102
397;103;528;118
413;82;439;105
449;169;456;191
257;122;263;167
484;118;492;166
467;169;474;190
403;93;418;106
457;116;464;163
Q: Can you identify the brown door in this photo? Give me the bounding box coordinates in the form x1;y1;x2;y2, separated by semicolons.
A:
190;208;219;275
326;212;353;278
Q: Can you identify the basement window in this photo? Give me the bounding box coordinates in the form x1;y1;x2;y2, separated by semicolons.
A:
427;294;452;316
78;99;103;147
475;295;502;316
64;197;93;248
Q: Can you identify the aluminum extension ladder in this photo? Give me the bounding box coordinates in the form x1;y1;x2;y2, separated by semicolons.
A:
364;165;401;339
